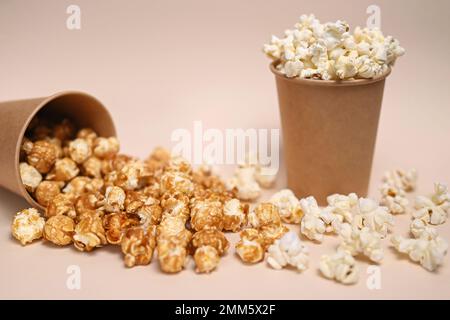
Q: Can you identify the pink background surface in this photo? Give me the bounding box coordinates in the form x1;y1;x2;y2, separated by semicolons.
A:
1;0;449;299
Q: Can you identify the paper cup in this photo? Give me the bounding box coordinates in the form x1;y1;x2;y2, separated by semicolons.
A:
271;62;390;205
0;91;117;210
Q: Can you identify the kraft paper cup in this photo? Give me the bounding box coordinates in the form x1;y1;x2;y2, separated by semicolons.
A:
0;91;117;210
271;62;390;205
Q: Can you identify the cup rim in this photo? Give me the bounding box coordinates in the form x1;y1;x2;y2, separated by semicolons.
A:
270;61;391;87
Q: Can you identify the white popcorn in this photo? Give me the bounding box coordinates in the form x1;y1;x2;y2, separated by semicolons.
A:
267;232;309;271
325;193;358;224
319;250;359;285
269;189;303;224
226;167;261;202
299;196;326;242
410;219;438;240
353;198;393;238
382;169;417;192
264;15;404;80
391;234;448;272
379;183;409;214
19;162;42;192
413;183;449;225
338;224;384;263
254;166;277;189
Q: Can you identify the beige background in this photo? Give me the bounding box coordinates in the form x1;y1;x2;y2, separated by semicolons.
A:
1;0;450;299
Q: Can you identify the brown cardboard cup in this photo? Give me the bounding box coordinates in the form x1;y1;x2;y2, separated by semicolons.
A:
271;62;390;205
0;91;116;210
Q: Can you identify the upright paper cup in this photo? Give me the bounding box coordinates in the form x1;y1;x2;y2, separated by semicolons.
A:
0;91;117;210
271;62;390;205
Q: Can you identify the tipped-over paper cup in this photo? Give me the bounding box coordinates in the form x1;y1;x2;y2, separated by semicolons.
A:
271;62;390;205
0;91;116;210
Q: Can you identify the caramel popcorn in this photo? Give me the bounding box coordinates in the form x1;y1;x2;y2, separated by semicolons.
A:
190;200;224;231
75;192;105;218
121;227;156;267
157;216;192;247
247;203;282;229
43;215;75;246
53;118;76;141
82;156;102;178
68;138;92;164
226;167;261;201
46;193;76;219
259;223;289;248
103;212;134;244
135;202;163;227
11;208;45;245
115;160;149;191
93;137;120;159
235;228;266;264
73;215;107;251
27;140;59;174
223;199;247;232
19;162;42;192
20;138;34;158
51;157;80;182
157;240;188;273
194;245;220;273
160;171;194;196
77;128;98;145
191;229;229;256
105;186;126;213
35;180;62;207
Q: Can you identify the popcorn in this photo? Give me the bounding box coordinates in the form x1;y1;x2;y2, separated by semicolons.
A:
379;183;409;214
157;216;192;247
259;223;289;248
382;169;417;192
267;232;309;271
35;181;62;207
157;240;188;273
247;203;281;228
53;118;75;141
27;140;59;173
254;166;277;189
73;215;107;251
325;193;358;224
235;228;266;264
160;171;194;196
104;186;126;213
226;167;261;201
43;215;75;246
191;229;229;256
46;193;76;219
222;199;247;232
413;183;449;225
51;157;80;182
299;196;326;242
190;200;224;231
410;219;438;240
103;212;138;244
319;250;359;285
93;137;120;159
77;128;97;145
338;224;384;263
269;189;303;224
68;138;92;164
194;245;220;273
353;198;393;238
391;233;448;272
19;162;42;192
82;156;102;178
11;208;45;245
264;15;404;80
121;227;156;267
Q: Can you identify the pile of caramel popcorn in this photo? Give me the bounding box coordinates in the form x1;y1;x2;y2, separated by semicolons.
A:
11;116;449;281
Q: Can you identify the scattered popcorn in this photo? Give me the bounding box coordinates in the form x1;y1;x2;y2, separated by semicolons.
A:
382;169;417;192
35;181;62;207
82;156;102;178
222;199;247;232
338;224;384;263
93;137;120;159
264;14;404;80
121;227;156;267
391;233;448;272
247;203;281;229
269;189;303;224
160;170;194;196
194;245;220;273
413;183;449;225
19;162;42;192
51;157;80;182
11;208;45;245
325;193;358;224
46;193;76;219
104;186;126;213
410;219;438;240
191;229;229;256
254;166;277;189
190;200;224;232
353;198;393;238
68;138;92;164
379;183;409;214
235;228;266;264
299;196;326;242
73;215;107;251
226;167;261;201
259;223;289;248
319;250;359;285
267;232;309;271
27;140;59;173
157;240;188;273
43;215;75;246
103;212;138;244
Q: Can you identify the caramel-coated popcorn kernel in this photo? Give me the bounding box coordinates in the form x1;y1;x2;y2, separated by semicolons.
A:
105;186;126;213
235;228;266;264
69;138;92;164
11;208;45;245
121;227;156;267
93;137;120;159
191;229;229;256
20;162;42;192
73;215;107;251
46;193;76;219
43;215;75;246
157;240;188;273
35;181;62;207
82;156;103;178
194;245;220;273
190;200;224;231
247;203;282;228
27;140;59;174
51;157;80;182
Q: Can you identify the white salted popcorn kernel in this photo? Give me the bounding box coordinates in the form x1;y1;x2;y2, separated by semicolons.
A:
254;166;277;189
379;183;409;214
325;193;358;224
338;224;384;263
413;183;449;225
319;250;359;285
269;189;302;224
382;169;417;192
267;232;309;271
226;167;261;202
299;196;326;242
410;219;438;240
391;234;448;272
19;162;42;192
353;198;393;238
